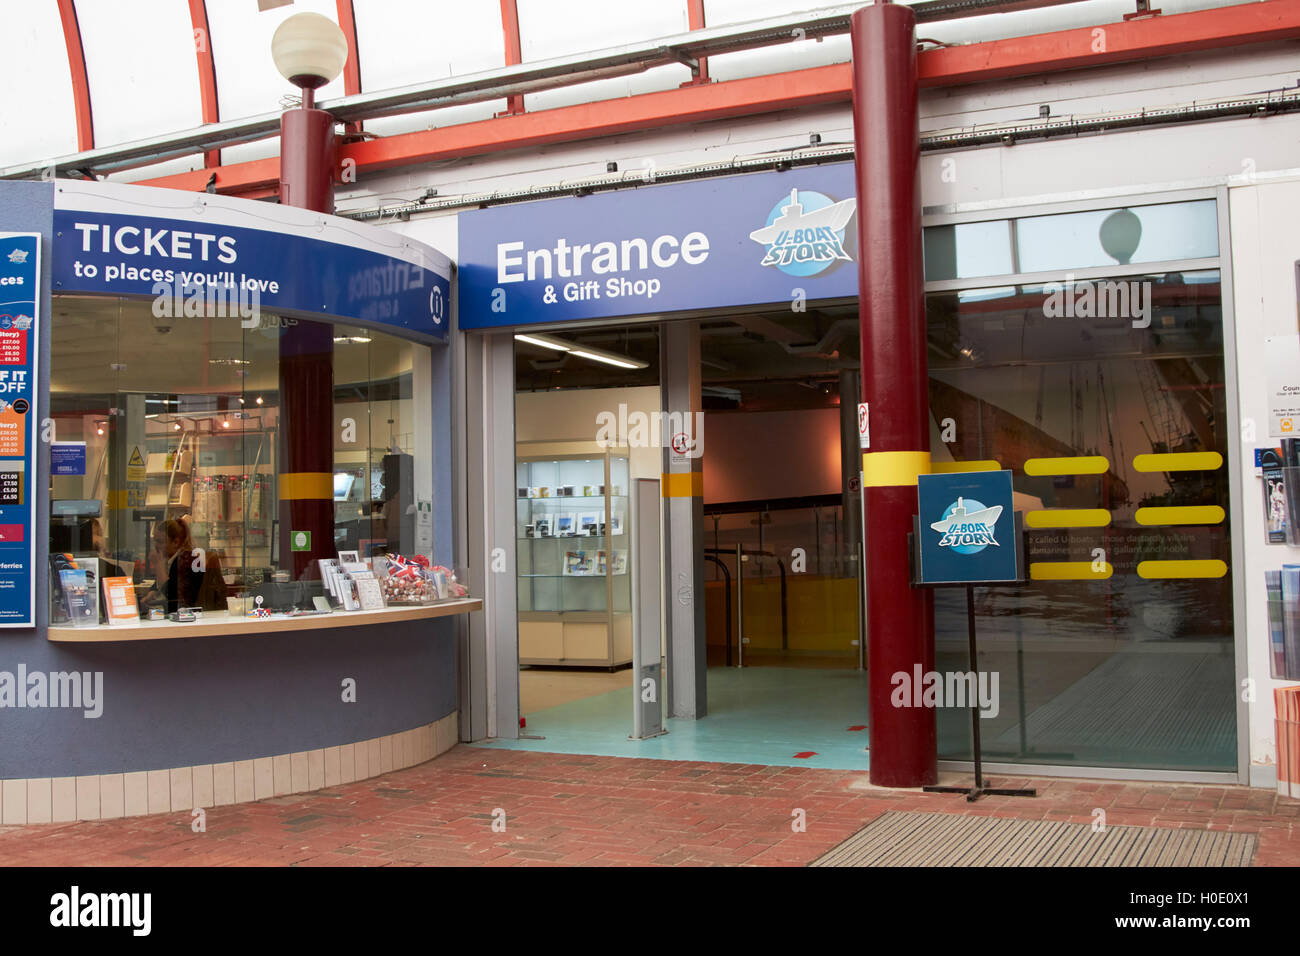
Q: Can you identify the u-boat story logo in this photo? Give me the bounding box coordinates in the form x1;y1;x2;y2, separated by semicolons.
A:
748;188;857;277
930;497;1004;555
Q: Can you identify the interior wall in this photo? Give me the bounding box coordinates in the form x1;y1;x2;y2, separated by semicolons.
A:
703;407;841;505
1228;172;1300;784
516;385;661;481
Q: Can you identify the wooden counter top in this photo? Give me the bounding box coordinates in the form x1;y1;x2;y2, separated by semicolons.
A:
47;599;483;643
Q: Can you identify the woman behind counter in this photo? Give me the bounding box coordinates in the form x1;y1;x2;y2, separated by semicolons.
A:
146;518;228;614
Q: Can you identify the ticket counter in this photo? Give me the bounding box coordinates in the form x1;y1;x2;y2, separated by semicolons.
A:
0;179;477;824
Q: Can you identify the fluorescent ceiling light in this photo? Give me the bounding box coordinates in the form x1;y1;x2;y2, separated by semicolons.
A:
570;350;643;369
515;333;571;352
514;333;648;369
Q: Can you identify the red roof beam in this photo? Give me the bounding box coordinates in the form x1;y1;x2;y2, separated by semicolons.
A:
56;0;94;152
187;0;220;168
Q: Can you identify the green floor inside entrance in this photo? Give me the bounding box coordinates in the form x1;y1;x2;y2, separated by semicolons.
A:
471;649;1237;772
473;666;874;770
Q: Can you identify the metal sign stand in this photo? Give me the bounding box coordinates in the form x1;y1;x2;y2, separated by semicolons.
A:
921;581;1036;802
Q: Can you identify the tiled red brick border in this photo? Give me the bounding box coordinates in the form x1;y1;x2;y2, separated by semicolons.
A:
0;748;1296;866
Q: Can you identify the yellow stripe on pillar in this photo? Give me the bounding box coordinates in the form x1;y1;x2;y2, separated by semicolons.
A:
661;472;703;498
278;472;334;500
861;450;930;488
106;490;128;510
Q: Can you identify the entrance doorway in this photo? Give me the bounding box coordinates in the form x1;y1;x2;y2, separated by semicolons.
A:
477;312;872;770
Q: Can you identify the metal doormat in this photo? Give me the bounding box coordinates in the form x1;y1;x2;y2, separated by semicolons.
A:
810;811;1256;867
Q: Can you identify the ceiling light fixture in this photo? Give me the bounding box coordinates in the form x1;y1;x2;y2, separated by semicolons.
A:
514;333;647;369
569;349;643;370
515;333;571;352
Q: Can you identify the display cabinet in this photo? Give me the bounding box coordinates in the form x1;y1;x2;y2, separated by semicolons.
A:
516;447;632;668
143;418;277;589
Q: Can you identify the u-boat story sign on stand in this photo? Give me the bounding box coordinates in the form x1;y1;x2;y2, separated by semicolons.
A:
911;469;1036;802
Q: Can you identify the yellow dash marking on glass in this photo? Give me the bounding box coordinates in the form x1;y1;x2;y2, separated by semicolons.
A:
1136;559;1228;579
1024;509;1111;529
929;460;1001;474
1132;452;1223;472
1134;506;1225;526
1029;561;1113;580
1023;455;1110;476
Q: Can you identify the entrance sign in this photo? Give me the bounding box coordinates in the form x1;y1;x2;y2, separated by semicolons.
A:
0;232;39;627
457;163;858;329
917;470;1019;585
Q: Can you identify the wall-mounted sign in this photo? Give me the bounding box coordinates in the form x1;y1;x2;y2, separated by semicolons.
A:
916;470;1020;586
51;181;452;342
0;232;39;627
1265;335;1300;437
457;163;858;329
126;445;146;483
50;441;86;477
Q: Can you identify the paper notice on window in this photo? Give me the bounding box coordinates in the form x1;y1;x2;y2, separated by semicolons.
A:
1266;335;1300;437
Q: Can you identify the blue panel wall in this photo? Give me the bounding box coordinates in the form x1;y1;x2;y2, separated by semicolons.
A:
0;180;459;780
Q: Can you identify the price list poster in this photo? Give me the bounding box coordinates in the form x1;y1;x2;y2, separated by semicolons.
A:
0;233;38;627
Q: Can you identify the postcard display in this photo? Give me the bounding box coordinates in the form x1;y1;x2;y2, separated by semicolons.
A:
516;449;632;667
1260;440;1300;681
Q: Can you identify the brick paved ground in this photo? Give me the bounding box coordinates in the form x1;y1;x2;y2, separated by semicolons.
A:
0;748;1297;866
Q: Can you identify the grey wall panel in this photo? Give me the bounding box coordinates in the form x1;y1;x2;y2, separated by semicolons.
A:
1;618;459;779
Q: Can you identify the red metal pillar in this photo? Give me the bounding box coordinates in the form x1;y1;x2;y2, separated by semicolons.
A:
851;1;937;788
277;94;337;579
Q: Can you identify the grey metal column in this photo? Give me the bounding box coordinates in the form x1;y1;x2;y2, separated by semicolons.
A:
631;477;665;739
464;330;519;740
839;369;866;670
661;321;706;719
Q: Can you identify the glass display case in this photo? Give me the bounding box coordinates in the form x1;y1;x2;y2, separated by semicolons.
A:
516;447;632;667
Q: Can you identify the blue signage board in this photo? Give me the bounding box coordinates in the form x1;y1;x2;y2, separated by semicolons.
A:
0;232;39;627
52;209;450;341
50;441;86;477
457;162;858;329
916;470;1020;586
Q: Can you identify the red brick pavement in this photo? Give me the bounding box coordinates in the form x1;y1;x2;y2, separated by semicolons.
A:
0;748;1297;866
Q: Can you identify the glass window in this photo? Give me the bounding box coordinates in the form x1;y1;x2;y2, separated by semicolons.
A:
926;267;1234;772
48;296;431;625
924;200;1219;281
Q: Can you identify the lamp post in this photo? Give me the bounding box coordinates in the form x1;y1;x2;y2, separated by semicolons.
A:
272;12;347;213
270;13;348;580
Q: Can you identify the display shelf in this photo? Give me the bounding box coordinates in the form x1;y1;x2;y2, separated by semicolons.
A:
516;447;632;668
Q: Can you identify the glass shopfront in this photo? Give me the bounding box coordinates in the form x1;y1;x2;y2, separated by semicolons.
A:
925;199;1235;772
47;294;432;626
